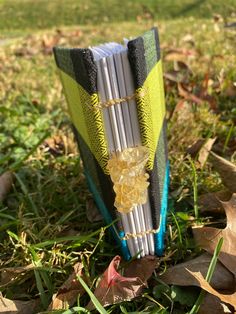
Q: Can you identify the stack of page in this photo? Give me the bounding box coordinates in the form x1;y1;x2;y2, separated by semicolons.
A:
91;43;155;257
53;28;169;259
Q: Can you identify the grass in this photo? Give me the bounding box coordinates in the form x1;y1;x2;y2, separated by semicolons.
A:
189;237;224;314
0;0;236;313
0;0;235;37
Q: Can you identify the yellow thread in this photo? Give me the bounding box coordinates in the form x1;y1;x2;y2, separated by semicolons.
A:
121;216;162;240
92;89;146;110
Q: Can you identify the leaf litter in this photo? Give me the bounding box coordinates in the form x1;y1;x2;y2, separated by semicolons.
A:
87;255;158;309
1;14;236;313
0;172;13;202
48;262;85;310
193;194;236;276
210;152;236;193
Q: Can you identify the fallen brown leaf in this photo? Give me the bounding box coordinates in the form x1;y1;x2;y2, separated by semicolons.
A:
210;152;236;192
160;253;234;290
48;262;85;310
0;264;34;287
164;48;198;62
0;171;13;202
123;255;159;282
186;139;205;157
181;34;195;45
0;296;39;314
199;293;233;314
193;194;236;276
86;198;103;223
198;138;217;168
198;190;232;214
87;255;157;309
172;101;194;123
164;70;187;83
187;270;236;309
178;81;217;110
178;83;204;105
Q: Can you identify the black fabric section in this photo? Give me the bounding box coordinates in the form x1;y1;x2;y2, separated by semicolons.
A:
70;49;97;94
148;153;161;229
53;47;75;81
152;27;161;62
127;37;147;88
53;47;97;95
148;124;168;229
71;124;116;220
162;119;169;163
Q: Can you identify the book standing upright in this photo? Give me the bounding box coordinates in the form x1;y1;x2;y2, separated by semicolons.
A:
53;27;169;259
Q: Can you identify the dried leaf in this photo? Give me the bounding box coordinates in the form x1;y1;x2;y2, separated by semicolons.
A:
181;34;195;45
186;139;205;157
178;83;204;105
193;194;236;275
198;190;232;214
48;262;85;310
164;70;187;83
199;293;233;314
0;296;39;314
0;264;34;287
165;48;197;62
210;152;236;192
187;270;236;309
0;171;13;202
160;253;234;290
172;101;194;122
198;138;217;168
123;255;159;282
86;199;103;223
88;255;157;309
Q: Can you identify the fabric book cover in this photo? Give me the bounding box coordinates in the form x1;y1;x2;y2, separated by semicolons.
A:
53;27;169;260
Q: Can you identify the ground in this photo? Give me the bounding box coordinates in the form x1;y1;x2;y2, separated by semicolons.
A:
0;1;236;313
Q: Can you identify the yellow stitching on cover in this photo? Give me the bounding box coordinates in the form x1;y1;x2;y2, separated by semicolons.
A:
94;89;146;109
121;217;162;240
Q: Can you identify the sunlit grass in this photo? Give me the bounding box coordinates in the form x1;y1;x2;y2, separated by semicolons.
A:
0;12;235;312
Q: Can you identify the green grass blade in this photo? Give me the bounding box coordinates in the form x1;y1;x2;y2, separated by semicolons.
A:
7;230;19;241
189;158;199;221
63;307;89;313
171;211;183;246
14;172;39;217
29;246;53;306
33;269;48;309
205;237;224;282
189;237;224;314
31;230;101;248
76;276;108;314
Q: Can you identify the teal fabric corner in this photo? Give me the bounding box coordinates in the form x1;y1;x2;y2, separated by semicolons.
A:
155;161;170;255
84;170;130;260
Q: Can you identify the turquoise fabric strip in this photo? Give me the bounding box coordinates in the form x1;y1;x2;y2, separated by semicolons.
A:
155;161;170;255
84;170;130;260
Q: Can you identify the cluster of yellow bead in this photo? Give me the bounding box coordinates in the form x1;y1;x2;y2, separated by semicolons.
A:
107;146;150;213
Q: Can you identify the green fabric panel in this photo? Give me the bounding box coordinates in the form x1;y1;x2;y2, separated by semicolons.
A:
58;69;109;173
135;60;165;170
143;29;158;74
59;69;91;150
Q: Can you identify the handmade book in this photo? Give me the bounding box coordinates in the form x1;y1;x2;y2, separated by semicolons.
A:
53;27;169;260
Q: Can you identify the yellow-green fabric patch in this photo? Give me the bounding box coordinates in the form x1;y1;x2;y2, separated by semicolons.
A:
135;60;165;170
58;69;109;173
